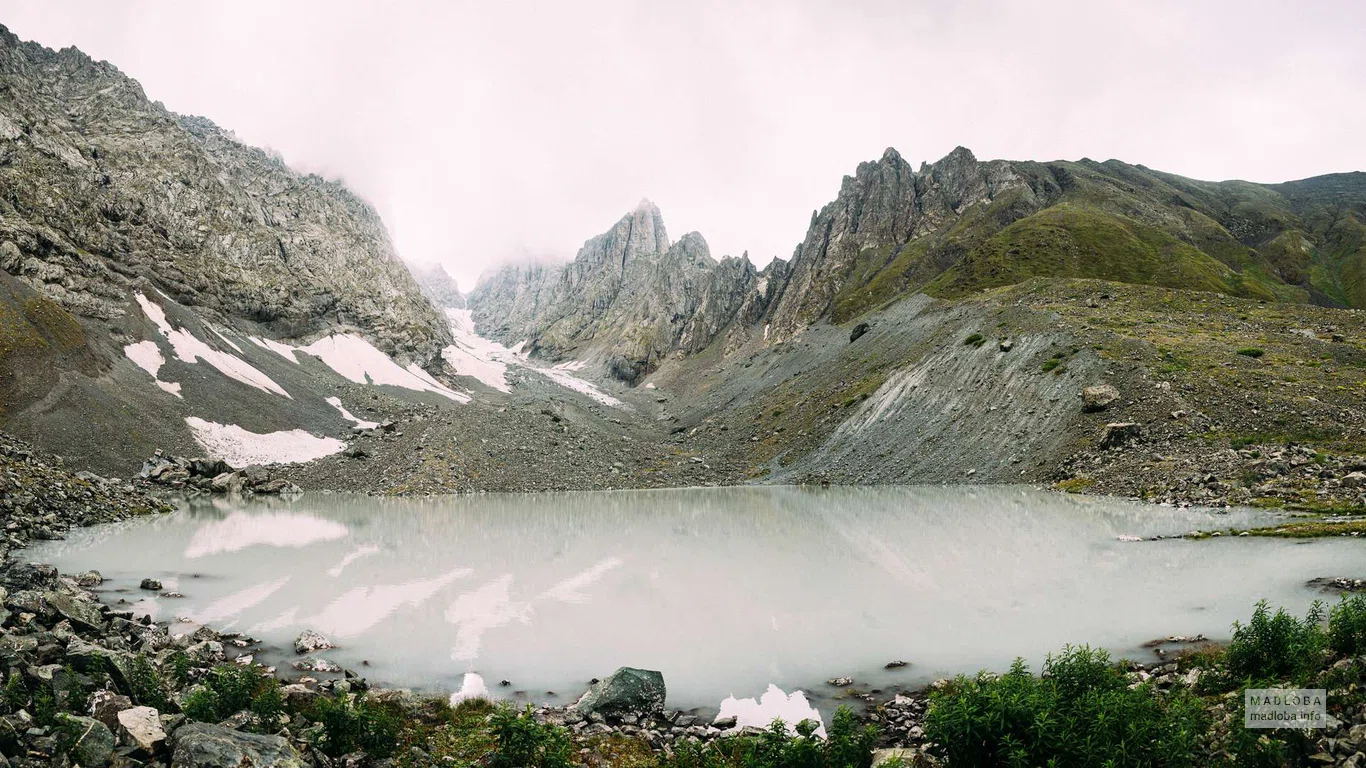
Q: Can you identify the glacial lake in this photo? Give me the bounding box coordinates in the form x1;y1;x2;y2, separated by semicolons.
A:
23;486;1363;712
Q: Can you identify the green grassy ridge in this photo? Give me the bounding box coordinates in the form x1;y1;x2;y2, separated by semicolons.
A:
827;157;1366;322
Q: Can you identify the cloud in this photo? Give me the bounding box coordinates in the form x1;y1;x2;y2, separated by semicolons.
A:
5;0;1364;288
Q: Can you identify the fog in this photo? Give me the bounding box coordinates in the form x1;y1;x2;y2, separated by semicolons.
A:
5;1;1364;288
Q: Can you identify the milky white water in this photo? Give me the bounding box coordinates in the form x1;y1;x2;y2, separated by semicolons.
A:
23;486;1362;712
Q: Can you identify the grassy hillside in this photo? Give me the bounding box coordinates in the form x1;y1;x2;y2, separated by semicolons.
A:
829;159;1366;319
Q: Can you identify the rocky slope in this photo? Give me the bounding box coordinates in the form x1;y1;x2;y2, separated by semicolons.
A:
0;24;450;363
410;263;465;309
472;147;1366;378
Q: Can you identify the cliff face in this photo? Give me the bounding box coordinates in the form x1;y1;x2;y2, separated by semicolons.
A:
411;263;465;309
0;25;450;364
469;202;786;382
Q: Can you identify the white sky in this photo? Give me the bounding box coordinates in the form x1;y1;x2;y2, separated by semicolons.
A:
5;1;1364;288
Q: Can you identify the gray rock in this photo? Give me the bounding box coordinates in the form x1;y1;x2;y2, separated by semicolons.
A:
1343;471;1366;488
291;656;342;673
574;667;666;719
169;723;306;768
73;570;104;587
88;690;133;730
1082;384;1120;412
139;578;163;591
117;705;166;754
48;591;106;632
293;629;334;654
1100;422;1142;449
61;714;115;768
850;323;871;343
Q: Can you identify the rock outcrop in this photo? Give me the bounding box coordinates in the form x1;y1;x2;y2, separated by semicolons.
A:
470;201;785;381
0;24;450;364
411;263;465;309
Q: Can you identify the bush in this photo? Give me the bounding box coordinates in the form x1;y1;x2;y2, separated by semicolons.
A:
182;664;287;733
1237;348;1265;358
1223;600;1327;684
1328;593;1366;657
128;653;169;710
489;705;573;768
3;672;28;713
312;694;400;759
656;706;876;768
924;646;1207;768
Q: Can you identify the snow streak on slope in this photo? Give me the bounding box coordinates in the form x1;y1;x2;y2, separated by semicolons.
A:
123;340;182;397
134;293;290;397
440;309;624;407
325;397;380;429
184;417;345;467
247;333;471;404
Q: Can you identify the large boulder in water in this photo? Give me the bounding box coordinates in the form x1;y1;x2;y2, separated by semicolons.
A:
574;667;666;719
170;723;305;767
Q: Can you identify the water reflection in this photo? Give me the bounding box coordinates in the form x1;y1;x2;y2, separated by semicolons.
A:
24;485;1354;708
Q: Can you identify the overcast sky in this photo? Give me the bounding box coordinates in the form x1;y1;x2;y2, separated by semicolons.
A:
5;1;1365;288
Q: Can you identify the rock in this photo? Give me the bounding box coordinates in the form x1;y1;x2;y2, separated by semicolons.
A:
117;706;167;754
849;323;871;343
873;748;918;767
65;637;134;690
209;472;243;494
62;715;116;768
139;578;163;591
884;660;909;669
574;667;666;719
169;722;306;768
1343;472;1366;488
342;445;368;459
826;676;854;687
253;479;301;495
88;690;133;730
3;562;58;591
291;656;342;673
999;339;1014;352
1100;422;1142;449
74;570;104;587
294;629;335;654
1082;384;1120;412
712;715;737;730
48;591;106;632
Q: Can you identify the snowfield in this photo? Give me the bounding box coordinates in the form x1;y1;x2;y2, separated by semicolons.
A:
134;293;290;398
184;417;346;467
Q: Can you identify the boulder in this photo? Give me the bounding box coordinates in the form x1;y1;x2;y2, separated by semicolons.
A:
2;562;58;590
253;479;301;495
117;705;167;754
873;748;918;767
48;591;106;632
88;690;133;730
61;714;115;768
294;629;334;654
574;667;666;719
1343;471;1366;488
1081;384;1120;412
189;458;232;478
139;578;163;591
209;472;243;494
849;322;870;343
74;570;104;587
169;723;306;768
291;656;342;673
1100;422;1142;449
65;637;134;691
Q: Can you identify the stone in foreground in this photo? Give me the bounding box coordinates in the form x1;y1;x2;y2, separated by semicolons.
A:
1081;384;1120;412
574;667;666;719
170;723;305;768
118;705;167;754
293;628;334;654
63;714;115;767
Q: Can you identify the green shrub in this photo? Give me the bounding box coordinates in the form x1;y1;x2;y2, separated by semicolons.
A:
1328;593;1366;657
1223;600;1327;685
167;651;193;687
489;705;573;768
32;684;57;727
655;706;876;768
963;333;986;347
312;694;400;759
924;646;1207;768
128;653;169;710
1237;348;1265;358
3;672;28;713
181;664;286;732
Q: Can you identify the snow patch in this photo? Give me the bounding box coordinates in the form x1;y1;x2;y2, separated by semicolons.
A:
134;293;290;398
249;336;302;362
540;362;623;407
441;309;511;392
717;685;824;737
123;340;182;397
184;417;345;468
325;397;379;430
296;334;470;403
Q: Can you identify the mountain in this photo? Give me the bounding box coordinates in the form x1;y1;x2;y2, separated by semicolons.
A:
411;263;465;309
471;147;1366;372
0;24;450;363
